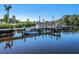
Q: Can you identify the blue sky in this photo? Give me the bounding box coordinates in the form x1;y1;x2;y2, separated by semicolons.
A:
0;4;79;21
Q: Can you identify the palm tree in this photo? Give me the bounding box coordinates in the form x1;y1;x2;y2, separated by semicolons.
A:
4;4;12;24
52;16;54;21
27;19;29;22
52;16;55;27
12;15;16;24
42;19;45;29
39;16;41;22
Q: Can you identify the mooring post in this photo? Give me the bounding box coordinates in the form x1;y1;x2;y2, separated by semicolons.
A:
24;27;27;35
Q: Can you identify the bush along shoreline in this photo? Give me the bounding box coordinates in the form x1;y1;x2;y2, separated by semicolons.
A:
0;22;35;29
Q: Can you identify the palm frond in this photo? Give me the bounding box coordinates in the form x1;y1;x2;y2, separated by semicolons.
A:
4;5;7;8
4;4;12;10
8;4;12;9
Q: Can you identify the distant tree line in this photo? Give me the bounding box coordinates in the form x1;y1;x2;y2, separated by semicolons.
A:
58;14;79;26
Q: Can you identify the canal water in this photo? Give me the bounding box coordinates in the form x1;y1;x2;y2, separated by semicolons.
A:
0;31;79;54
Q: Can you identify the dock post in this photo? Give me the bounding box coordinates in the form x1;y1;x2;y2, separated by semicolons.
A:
23;27;26;35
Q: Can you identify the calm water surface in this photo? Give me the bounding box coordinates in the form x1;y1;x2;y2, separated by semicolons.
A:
0;32;79;54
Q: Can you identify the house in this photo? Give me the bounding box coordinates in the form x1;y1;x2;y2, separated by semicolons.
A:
35;21;55;28
0;22;6;24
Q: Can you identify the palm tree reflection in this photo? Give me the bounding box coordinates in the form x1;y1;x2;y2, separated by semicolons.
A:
1;32;61;49
4;41;13;49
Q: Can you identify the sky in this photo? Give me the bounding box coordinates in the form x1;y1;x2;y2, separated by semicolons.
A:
0;4;79;21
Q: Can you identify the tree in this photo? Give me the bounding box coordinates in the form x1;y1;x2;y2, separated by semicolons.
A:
42;19;45;22
42;19;45;28
58;14;79;26
12;15;16;24
27;19;29;22
52;16;54;21
52;16;55;26
4;4;12;24
39;16;41;22
3;14;8;23
69;15;77;26
63;15;70;25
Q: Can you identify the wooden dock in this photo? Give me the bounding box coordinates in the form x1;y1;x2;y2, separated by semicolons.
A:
0;28;25;34
0;26;72;36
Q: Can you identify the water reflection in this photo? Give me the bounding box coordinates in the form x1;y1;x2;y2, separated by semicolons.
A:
0;31;62;49
0;28;79;53
4;41;13;49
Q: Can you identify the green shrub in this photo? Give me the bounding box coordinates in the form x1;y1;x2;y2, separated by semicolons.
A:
0;22;35;28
